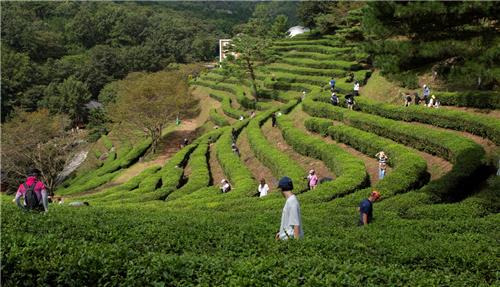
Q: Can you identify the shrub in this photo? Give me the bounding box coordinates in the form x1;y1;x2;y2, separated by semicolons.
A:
209;109;230;127
277;115;368;202
433;91;500;109
101;135;113;150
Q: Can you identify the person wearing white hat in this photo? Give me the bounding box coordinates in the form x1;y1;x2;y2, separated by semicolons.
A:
428;95;436;108
307;169;318;190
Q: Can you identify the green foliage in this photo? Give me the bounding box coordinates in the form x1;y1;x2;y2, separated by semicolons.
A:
355;97;500;145
209;109;230;127
433;91;500;110
101;135;113;150
277;115;368;202
246;105;308;192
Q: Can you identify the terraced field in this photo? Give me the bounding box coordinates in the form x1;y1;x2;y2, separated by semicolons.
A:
2;33;499;286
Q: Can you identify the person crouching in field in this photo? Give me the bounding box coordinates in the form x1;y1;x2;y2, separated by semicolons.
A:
358;190;381;226
15;168;49;213
275;177;303;240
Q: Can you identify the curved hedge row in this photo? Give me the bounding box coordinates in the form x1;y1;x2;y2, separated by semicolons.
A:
209;109;230;127
304;117;429;197
354;97;500;145
195;78;257;110
302;97;486;201
433;91;500;109
272;44;351;55
267;63;345;77
215;120;257;196
276;115;368;202
273;39;344;47
246;105;308;192
280;57;362;71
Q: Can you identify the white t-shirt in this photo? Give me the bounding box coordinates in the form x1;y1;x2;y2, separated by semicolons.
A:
258;184;269;197
354;83;360;91
279;195;303;240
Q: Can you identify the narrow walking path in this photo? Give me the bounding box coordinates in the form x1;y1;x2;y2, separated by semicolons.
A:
261;117;335;182
236;129;277;190
208;142;225;186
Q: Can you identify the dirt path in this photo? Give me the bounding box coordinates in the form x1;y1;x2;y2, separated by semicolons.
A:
208;142;225;186
287;106;381;185
261;117;335;181
237;129;277;190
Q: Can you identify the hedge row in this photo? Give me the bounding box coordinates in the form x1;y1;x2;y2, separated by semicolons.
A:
83;166;162;201
272;44;351;55
109;130;224;203
433;91;500;109
354;97;500;145
267;63;346;77
101;135;113;150
167;137;216;201
280;57;363;71
246;104;308;192
260;70;328;87
276;115;368;202
304;117;429;197
215;120;257;196
302;97;486;201
96;138;152;176
195;78;257;110
209;109;230;127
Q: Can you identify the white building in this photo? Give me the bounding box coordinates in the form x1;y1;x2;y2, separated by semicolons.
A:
219;39;233;62
286;26;310;38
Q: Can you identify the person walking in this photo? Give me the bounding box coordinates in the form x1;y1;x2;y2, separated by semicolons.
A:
358;190;381;225
14;168;49;212
307;170;318;190
275;177;303;240
375;151;388;180
330;92;339;106
258;179;269;197
271;112;277;127
423;84;431;104
353;81;360;96
329;77;336;91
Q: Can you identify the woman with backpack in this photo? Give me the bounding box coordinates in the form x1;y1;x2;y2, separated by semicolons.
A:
14;168;49;212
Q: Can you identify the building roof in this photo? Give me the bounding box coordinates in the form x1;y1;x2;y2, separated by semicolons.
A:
286;26;310;38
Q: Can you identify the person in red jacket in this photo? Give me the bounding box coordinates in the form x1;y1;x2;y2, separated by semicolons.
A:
14;168;49;212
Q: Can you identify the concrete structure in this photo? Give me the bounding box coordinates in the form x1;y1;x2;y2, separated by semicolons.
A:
286;26;310;38
219;39;233;62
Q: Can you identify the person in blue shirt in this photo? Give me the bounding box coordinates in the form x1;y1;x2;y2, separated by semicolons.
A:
329;78;336;91
422;84;431;104
358;190;381;225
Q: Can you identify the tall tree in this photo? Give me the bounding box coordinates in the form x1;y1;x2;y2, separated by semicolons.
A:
109;70;198;153
2;109;76;193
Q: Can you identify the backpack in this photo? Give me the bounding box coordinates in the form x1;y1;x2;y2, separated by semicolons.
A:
24;182;40;210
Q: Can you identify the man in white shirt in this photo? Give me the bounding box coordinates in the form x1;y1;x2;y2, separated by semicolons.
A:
275;177;304;240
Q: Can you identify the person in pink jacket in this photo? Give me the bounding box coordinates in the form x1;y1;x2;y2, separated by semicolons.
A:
307;169;318;190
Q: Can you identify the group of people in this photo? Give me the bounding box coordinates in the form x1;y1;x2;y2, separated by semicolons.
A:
403;85;440;108
329;77;359;110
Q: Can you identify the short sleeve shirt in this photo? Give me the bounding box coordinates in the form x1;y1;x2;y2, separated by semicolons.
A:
258;184;269;197
359;199;373;225
279;195;304;239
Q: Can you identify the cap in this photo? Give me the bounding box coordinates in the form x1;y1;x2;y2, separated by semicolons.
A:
278;176;293;191
371;190;381;199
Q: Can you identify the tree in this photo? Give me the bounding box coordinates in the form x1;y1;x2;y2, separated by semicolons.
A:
363;1;500;89
43;76;92;126
1;109;76;193
109;70;199;153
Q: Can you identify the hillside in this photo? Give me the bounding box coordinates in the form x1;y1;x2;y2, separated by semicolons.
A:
2;9;500;287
